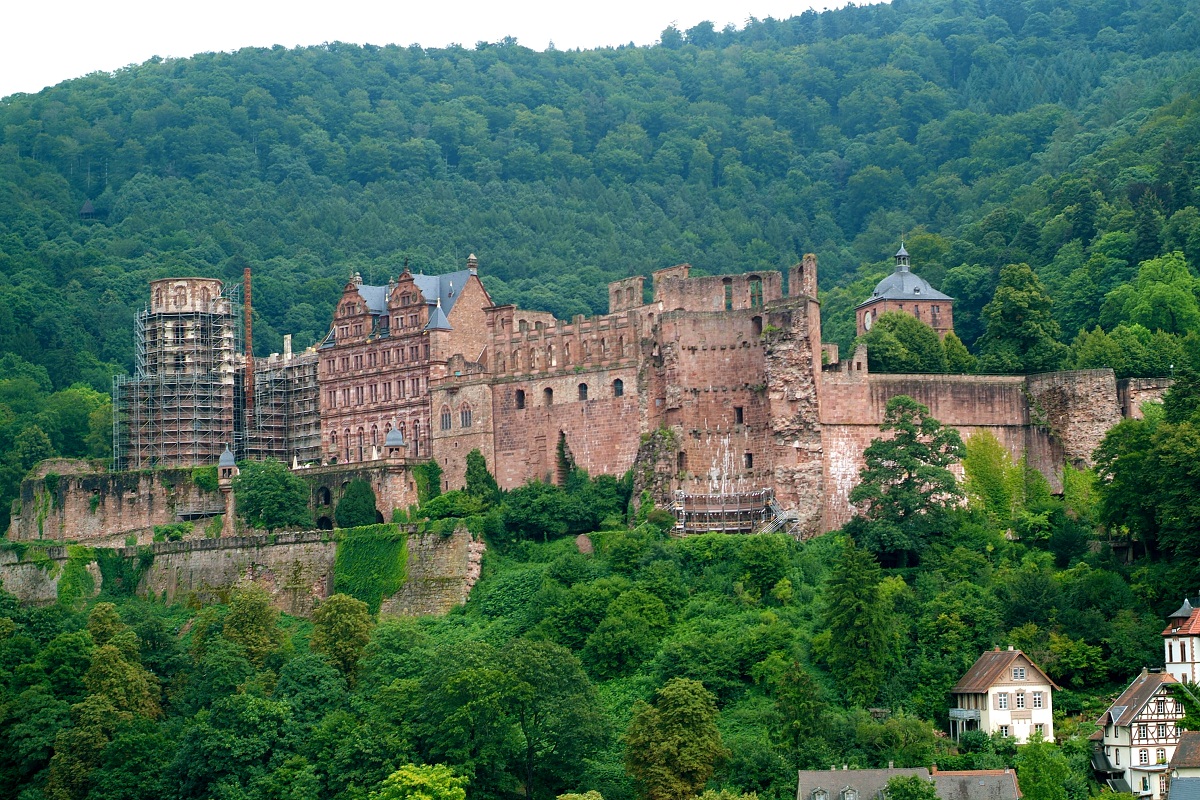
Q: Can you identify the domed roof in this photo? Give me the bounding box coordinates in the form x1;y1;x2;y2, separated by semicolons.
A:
384;427;407;448
218;445;236;468
856;245;952;309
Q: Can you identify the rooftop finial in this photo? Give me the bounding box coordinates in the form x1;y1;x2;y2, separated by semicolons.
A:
467;253;478;275
895;241;910;272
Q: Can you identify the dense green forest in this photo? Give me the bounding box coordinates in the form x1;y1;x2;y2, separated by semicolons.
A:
2;383;1194;800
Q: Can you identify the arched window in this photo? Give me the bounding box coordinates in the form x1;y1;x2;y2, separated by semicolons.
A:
357;428;365;462
371;425;378;446
626;286;635;304
330;431;338;451
344;429;351;462
154;287;163;308
460;404;473;428
440;406;452;430
600;338;608;355
617;335;624;356
318;487;332;506
399;423;407;443
544;387;554;406
413;420;421;456
512;349;520;370
613;379;624;397
549;344;556;367
174;286;188;308
578;383;588;400
751;315;763;335
515;389;526;409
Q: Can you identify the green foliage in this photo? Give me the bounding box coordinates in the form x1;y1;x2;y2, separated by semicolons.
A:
1015;735;1072;800
625;678;727;800
95;547;154;597
152;522;192;542
311;593;373;682
191;466;219;493
464;449;501;506
413;460;444;506
884;775;938;800
335;479;380;528
977;264;1068;374
333;524;409;614
847;395;965;566
233;459;313;531
57;545;95;609
370;764;467;800
858;311;948;373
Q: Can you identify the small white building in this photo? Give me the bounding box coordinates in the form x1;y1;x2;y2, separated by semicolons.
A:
949;646;1057;743
1093;668;1183;799
1164;598;1200;684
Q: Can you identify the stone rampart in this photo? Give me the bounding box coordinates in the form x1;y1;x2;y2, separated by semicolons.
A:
0;527;482;618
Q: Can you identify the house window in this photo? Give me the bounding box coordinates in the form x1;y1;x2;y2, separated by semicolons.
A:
812;791;828;800
1033;692;1043;708
460;405;472;428
515;389;526;409
1016;693;1025;709
998;694;1009;710
1115;750;1120;765
1013;667;1026;680
999;725;1009;737
1162;776;1170;796
1158;698;1166;714
1142;777;1150;793
441;407;452;431
1035;723;1045;736
613;379;624;397
578;383;588;401
1157;748;1166;764
1140;749;1149;765
1139;724;1148;740
1158;723;1167;738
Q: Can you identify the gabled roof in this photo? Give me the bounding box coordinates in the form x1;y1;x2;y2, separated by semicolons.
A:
1173;731;1200;769
1097;670;1177;728
951;649;1058;694
796;768;928;800
356;283;390;315
1164;598;1200;635
932;770;1021;800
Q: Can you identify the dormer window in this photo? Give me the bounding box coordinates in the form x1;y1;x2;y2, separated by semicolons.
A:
812;791;828;800
1013;667;1026;680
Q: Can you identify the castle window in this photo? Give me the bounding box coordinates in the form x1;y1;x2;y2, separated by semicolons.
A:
441;407;452;431
749;276;763;309
544;388;554;406
357;429;365;461
735;406;744;425
174;324;186;345
318;486;331;505
371;426;378;446
344;429;351;462
564;342;571;363
617;335;624;357
461;405;473;428
744;452;753;469
578;383;588;401
723;278;733;311
519;320;528;332
174;354;186;373
383;383;391;400
751;316;762;335
173;286;187;308
626;286;635;304
613;379;624;397
423;343;429;359
677;451;687;473
515;390;526;409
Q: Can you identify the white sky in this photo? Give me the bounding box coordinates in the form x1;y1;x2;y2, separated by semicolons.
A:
1;0;843;100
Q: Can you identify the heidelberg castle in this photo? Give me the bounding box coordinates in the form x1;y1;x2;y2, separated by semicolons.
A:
106;250;1168;538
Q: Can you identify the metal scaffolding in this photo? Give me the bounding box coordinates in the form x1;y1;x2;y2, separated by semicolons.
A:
671;488;786;534
113;279;239;470
245;344;322;466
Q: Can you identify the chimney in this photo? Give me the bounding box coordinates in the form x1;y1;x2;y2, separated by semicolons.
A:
931;765;937;775
1008;645;1014;651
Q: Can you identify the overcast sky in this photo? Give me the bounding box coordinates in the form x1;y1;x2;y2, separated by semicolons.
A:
1;0;844;99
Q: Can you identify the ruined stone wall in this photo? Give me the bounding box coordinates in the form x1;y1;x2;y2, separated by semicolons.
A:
303;463;417;525
1025;370;1123;467
819;371;1060;531
8;465;222;545
653;267;783;312
1119;377;1173;418
139;531;336;615
0;528;483;618
489;366;643;488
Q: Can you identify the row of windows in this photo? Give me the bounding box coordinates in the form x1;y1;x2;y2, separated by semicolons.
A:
513;380;625;409
326;377;426;407
1137;723;1173;740
330;421;422;461
996;723;1045;737
327;344;428;373
996;691;1044;709
440;406;474;430
1169;640;1192;661
1137;747;1168;765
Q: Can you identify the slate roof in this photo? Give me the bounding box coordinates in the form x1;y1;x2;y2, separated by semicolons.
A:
354;269;478;327
856;246;952;309
932;770;1021;800
1173;731;1200;769
1170;777;1200;800
426;299;452;331
1097;670;1177;728
951;649;1059;694
1164;598;1200;635
796;768;929;800
218;445;236;468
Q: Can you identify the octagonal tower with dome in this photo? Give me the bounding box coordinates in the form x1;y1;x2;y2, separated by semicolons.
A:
855;245;955;338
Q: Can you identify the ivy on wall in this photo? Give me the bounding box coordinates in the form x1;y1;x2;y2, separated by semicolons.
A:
333;524;409;614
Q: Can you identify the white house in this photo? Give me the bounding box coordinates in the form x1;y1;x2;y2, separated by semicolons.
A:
1164;598;1200;684
949;646;1057;743
1093;668;1183;798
